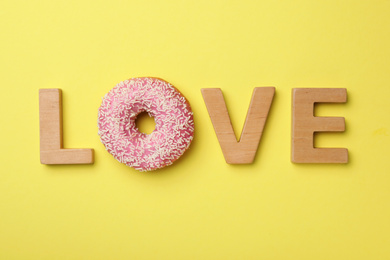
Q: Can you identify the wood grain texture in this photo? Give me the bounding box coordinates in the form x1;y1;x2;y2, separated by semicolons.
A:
292;88;348;163
39;89;94;164
201;87;275;164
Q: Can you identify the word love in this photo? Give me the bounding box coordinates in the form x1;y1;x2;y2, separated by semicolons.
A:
39;87;348;166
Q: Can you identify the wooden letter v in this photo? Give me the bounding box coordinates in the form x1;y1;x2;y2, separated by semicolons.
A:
201;87;275;164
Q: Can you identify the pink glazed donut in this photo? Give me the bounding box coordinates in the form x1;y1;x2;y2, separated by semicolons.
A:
98;77;194;171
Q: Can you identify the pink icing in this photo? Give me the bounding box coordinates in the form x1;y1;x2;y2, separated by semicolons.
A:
98;77;194;171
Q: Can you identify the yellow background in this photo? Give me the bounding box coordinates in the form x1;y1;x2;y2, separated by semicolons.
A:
1;0;390;259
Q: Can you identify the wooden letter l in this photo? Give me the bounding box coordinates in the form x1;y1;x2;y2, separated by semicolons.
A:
39;89;94;164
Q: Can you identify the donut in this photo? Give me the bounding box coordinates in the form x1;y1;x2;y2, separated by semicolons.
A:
98;77;194;171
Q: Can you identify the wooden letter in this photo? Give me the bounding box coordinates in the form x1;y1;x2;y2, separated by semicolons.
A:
292;88;348;163
39;89;94;164
201;87;275;164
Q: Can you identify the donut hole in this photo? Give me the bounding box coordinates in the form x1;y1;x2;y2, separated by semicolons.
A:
135;111;156;134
